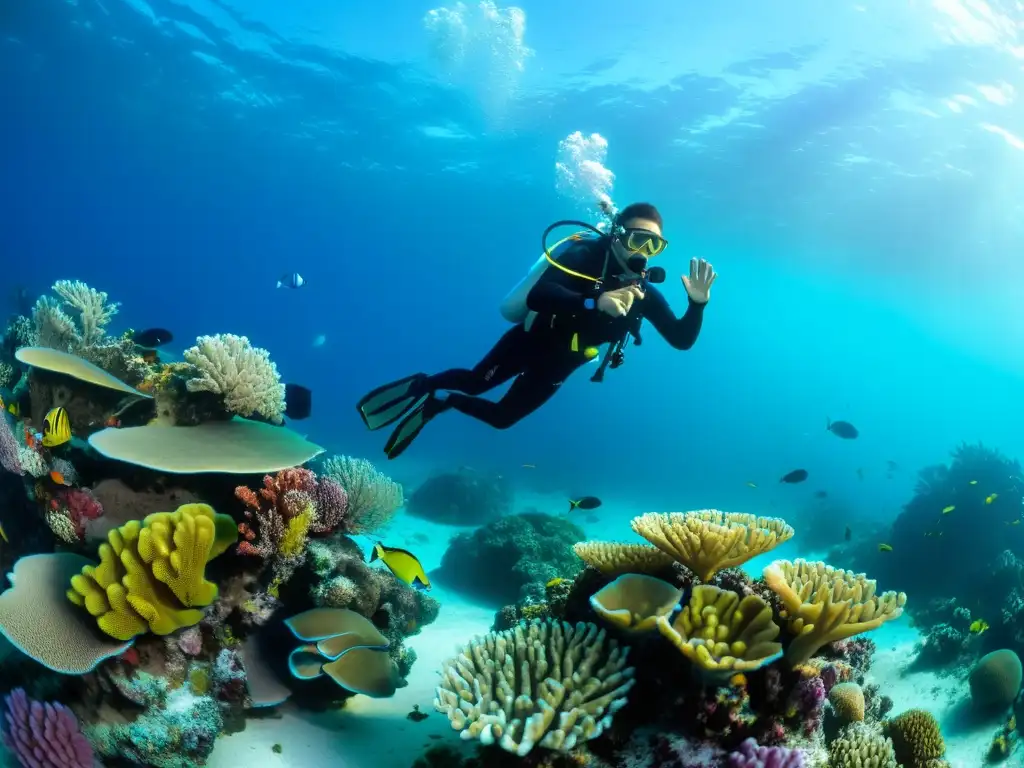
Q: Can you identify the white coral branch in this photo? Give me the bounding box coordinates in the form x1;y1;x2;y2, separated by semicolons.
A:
183;333;286;424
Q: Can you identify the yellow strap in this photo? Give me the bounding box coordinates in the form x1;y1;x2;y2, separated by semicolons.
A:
544;232;602;284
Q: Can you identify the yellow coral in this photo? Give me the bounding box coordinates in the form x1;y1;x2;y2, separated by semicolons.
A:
279;510;311;558
66;503;237;641
572;541;675;576
631;511;793;582
655;584;782;679
762;558;906;666
589;574;683;632
828;682;866;723
830;723;897;768
884;709;945;767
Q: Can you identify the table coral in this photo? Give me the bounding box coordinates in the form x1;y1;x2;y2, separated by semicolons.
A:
573;541;676;576
631;510;794;582
762;558;906;666
434;618;635;756
67;503;238;641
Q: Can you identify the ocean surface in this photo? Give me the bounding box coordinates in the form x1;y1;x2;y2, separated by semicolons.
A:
4;2;1024;767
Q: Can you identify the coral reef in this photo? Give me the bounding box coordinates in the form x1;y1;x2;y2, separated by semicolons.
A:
589;573;683;632
573;541;675;577
884;709;946;768
433;619;635;756
406;466;513;525
727;737;804;767
438;512;584;605
828;722;897;768
969;649;1022;711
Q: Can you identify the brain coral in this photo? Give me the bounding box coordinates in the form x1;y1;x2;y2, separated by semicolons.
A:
828;682;865;724
884;709;945;767
969;649;1022;711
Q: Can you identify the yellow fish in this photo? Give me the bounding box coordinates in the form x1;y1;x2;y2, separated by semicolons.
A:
878;543;893;552
0;395;16;418
0;521;7;544
942;505;955;514
970;480;978;485
986;493;999;505
370;542;430;590
42;407;71;448
746;481;758;488
969;619;989;635
546;577;565;588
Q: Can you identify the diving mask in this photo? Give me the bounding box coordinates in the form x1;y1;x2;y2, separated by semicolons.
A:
617;228;668;258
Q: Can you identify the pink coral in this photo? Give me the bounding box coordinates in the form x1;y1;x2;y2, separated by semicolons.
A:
0;417;22;475
2;687;93;768
177;626;202;656
728;738;805;768
59;488;103;538
235;468;347;554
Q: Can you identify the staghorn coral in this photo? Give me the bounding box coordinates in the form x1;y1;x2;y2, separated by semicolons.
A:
762;559;906;666
433;618;635;756
573;541;675;576
656;584;782;679
31;280;120;352
67;503;238;641
321;454;403;534
183;333;285;423
970;649;1022;711
2;687;93;768
631;510;794;582
828;682;865;724
829;722;897;768
884;709;945;768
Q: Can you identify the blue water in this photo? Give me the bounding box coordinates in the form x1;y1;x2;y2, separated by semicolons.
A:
8;0;1024;523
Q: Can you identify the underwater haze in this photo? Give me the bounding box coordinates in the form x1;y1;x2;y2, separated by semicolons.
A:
3;2;1024;765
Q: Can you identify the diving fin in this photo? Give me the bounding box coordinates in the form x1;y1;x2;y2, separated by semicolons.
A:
357;373;427;431
383;395;448;460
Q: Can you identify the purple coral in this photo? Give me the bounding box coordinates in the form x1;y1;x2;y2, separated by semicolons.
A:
728;738;805;768
2;687;93;768
311;477;348;534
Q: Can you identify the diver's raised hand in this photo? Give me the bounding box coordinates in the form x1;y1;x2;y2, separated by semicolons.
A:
682;258;717;304
597;285;644;317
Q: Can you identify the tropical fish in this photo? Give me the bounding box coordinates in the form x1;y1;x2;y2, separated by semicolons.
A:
284;383;312;420
844;526;852;542
986;494;999;505
49;470;69;486
132;328;173;348
568;496;602;512
826;418;859;439
969;619;989;635
42;407;71;448
0;521;7;544
546;577;565;588
970;480;978;485
878;543;893;552
1007;519;1021;526
0;394;17;418
780;469;808;484
746;481;758;488
942;505;955;514
370;542;430;590
277;272;305;289
407;705;429;723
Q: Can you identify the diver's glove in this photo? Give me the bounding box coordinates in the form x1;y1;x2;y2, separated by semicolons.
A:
682;258;717;304
596;285;644;318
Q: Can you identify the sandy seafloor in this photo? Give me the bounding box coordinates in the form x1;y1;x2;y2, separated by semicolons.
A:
0;475;1017;767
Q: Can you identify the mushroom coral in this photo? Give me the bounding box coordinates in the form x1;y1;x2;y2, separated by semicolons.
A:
631;510;794;582
656;584;782;679
762;559;906;666
67;503;238;641
589;573;683;632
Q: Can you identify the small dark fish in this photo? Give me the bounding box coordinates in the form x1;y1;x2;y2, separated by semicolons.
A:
814;490;828;499
284;383;312;420
568;496;602;512
780;469;808;484
277;272;305;289
133;328;173;348
407;705;429;723
856;468;864;481
826;418;859;439
886;460;898;471
844;525;852;542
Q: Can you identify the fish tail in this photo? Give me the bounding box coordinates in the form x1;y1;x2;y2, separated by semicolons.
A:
276;281;284;288
568;500;578;512
369;543;382;563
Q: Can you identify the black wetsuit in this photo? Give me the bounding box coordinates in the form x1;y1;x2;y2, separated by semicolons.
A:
422;237;706;428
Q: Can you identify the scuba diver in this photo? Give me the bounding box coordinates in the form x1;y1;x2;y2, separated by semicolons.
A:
357;201;717;459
